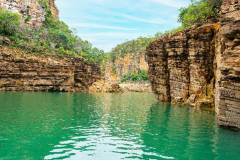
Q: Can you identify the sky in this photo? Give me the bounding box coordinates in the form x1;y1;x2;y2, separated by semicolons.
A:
55;0;191;52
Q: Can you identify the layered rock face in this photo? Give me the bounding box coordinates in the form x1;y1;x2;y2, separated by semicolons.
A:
147;24;220;106
0;0;58;27
146;0;240;129
146;39;170;101
104;52;148;82
216;0;240;128
0;47;102;92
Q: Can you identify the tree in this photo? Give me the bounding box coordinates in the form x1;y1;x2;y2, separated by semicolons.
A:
178;0;221;28
0;10;21;36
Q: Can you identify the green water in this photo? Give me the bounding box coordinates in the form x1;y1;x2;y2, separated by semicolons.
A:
0;92;240;160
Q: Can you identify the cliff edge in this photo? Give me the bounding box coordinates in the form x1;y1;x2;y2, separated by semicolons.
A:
146;0;240;129
0;0;59;27
0;46;102;92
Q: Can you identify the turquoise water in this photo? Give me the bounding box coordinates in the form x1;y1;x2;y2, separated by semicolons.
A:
0;92;240;160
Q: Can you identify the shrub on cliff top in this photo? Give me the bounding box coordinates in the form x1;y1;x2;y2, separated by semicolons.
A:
109;36;157;63
0;10;21;36
120;70;149;83
0;7;104;64
178;0;221;28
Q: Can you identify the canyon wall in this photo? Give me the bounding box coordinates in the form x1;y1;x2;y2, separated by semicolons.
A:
104;52;148;82
0;0;58;27
146;24;220;106
0;47;102;92
146;0;240;129
216;0;240;128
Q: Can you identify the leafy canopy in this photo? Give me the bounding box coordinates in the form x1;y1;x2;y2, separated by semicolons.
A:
178;0;221;28
0;10;21;36
120;70;149;83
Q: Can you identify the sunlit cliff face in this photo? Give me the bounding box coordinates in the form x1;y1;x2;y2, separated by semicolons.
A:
104;52;148;82
0;0;58;27
146;0;240;129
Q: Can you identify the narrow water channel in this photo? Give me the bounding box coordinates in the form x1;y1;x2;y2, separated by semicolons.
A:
0;92;239;160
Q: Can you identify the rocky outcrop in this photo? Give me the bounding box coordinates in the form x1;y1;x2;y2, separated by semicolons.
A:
88;80;123;93
147;24;220;106
103;51;151;93
0;0;58;27
0;47;102;92
119;82;152;93
216;0;240;128
104;52;148;82
104;51;151;93
146;0;240;129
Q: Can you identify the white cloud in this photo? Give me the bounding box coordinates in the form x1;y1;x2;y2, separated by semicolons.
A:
69;23;138;30
79;36;129;52
88;32;141;37
56;0;191;52
150;0;189;8
115;12;170;25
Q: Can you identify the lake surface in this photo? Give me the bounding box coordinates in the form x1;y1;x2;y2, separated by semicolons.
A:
0;92;240;160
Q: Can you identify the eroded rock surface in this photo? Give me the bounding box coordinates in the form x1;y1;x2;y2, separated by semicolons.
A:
119;82;152;93
0;47;102;92
104;51;152;93
147;24;220;106
104;52;148;82
216;0;240;128
146;0;240;129
88;80;123;93
0;0;58;27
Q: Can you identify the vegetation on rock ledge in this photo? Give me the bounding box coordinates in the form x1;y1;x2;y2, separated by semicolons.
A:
178;0;221;28
104;0;222;82
107;0;222;63
0;7;105;64
120;70;149;83
0;0;222;73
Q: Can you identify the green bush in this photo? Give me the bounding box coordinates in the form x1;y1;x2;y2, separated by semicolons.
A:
111;66;117;74
138;70;149;81
39;0;49;9
178;0;221;28
120;70;149;83
0;6;105;64
25;15;32;23
0;10;21;36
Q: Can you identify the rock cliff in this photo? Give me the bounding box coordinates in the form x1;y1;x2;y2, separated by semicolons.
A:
216;0;240;129
147;23;220;105
103;51;151;93
0;0;58;27
104;51;148;82
0;47;102;92
146;0;240;129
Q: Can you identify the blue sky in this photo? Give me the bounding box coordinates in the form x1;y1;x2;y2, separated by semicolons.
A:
55;0;191;52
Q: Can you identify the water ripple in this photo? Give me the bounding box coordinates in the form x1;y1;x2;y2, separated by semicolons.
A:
0;92;240;160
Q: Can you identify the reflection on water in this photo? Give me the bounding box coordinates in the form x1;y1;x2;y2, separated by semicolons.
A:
0;92;240;160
